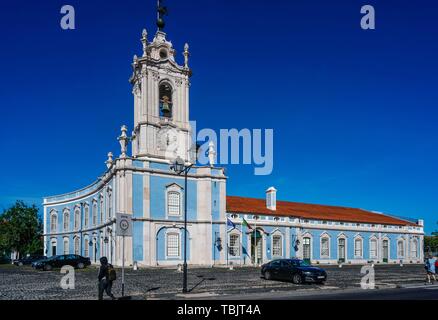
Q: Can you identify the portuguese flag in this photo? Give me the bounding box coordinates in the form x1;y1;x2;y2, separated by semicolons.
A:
242;218;253;230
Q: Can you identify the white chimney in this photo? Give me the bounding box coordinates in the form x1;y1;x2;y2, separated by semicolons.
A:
418;219;424;227
266;187;277;210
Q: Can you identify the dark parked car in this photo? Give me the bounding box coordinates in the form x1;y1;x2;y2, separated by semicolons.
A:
261;259;327;284
13;255;46;266
32;254;91;271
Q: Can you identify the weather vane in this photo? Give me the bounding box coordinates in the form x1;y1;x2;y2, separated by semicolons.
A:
157;0;168;31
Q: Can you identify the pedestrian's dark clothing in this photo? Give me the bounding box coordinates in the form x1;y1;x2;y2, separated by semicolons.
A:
98;257;115;300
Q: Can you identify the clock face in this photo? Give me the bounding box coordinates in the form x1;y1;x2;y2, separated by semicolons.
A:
119;219;129;231
157;127;178;153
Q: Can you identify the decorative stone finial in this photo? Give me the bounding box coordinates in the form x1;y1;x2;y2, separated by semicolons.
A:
141;29;148;57
117;125;129;158
207;140;216;167
183;43;190;68
105;152;114;168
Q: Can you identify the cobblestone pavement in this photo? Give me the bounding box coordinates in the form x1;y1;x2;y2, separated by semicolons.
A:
0;263;427;300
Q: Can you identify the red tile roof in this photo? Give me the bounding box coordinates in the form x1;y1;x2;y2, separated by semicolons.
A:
226;196;418;227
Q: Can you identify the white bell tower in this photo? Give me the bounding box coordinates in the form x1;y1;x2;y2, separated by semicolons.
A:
129;4;193;163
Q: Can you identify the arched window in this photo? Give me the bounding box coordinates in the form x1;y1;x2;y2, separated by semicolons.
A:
320;235;330;258
167;191;181;216
159;82;173;118
354;237;363;258
370;238;378;259
63;238;69;255
411;239;418;258
74;237;80;255
272;234;283;257
166;233;180;257
397;240;405;258
63;210;70;231
74;208;80;230
229;233;240;256
84;205;89;228
50;211;58;232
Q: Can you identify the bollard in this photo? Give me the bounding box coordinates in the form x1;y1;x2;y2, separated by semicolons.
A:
133;261;138;271
229;262;234;271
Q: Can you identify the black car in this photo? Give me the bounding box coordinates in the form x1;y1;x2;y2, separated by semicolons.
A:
32;254;91;271
261;259;327;284
13;255;46;266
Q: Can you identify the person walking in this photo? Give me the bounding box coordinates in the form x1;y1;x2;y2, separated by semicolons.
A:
425;255;437;285
98;256;117;300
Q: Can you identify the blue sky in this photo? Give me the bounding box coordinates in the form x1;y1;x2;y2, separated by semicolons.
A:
0;0;437;234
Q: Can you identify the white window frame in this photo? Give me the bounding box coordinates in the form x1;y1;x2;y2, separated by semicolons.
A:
92;200;97;226
107;188;113;219
302;234;312;260
411;238;418;258
320;235;330;259
165;184;183;217
63;237;69;255
271;233;283;257
63;209;70;232
354;236;363;258
166;232;181;258
229;232;241;257
74;237;80;255
397;239;405;258
74;207;80;231
84;204;89;228
50;210;58;233
369;237;378;259
84;236;89;257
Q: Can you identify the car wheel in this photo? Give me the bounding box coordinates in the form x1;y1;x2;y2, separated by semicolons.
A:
77;262;85;269
43;264;52;271
317;281;325;285
292;274;303;284
265;271;272;280
18;262;23;266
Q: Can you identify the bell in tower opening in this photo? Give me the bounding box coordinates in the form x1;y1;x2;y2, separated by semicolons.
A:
159;82;173;118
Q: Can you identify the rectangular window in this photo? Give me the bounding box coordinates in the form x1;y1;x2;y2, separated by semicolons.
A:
84;241;89;257
51;215;57;232
229;234;240;256
355;239;363;257
272;235;282;257
321;237;330;258
63;240;69;255
167;233;180;257
168;192;181;216
93;204;97;226
411;241;418;258
397;241;404;257
84;207;89;228
370;240;377;258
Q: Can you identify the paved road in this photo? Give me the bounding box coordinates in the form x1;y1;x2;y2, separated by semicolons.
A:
196;284;438;300
0;263;430;300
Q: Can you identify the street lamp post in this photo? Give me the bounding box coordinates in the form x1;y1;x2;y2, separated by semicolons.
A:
170;156;193;293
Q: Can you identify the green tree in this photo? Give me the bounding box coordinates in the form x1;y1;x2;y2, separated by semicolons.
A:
0;201;43;258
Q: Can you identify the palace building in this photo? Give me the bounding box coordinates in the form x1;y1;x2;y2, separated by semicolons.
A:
43;9;424;267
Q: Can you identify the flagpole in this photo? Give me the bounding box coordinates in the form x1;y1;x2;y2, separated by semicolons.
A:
254;217;257;266
226;219;228;266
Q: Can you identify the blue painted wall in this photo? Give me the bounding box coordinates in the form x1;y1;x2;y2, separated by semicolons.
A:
132;173;144;262
149;175;198;220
